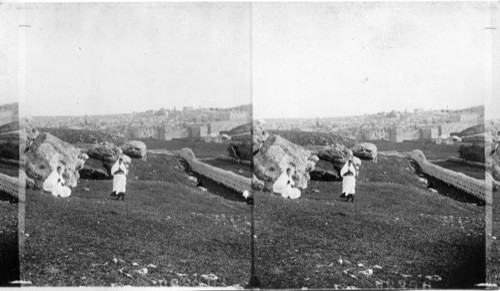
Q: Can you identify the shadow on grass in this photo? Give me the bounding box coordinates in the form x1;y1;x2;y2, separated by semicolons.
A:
0;191;19;286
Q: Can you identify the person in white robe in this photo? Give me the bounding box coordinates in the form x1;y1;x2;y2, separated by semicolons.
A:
273;168;301;199
43;166;71;198
340;159;357;202
110;157;128;200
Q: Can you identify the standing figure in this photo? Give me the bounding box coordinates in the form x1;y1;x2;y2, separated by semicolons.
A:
273;168;301;200
110;157;128;200
340;159;357;202
43;166;71;198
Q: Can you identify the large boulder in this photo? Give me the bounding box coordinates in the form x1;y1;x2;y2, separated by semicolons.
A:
254;134;318;190
350;142;378;161
24;132;88;187
120;140;147;159
86;142;123;176
87;142;123;163
315;143;353;170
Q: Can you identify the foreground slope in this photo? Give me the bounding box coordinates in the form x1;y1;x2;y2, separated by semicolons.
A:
20;175;251;286
255;155;485;288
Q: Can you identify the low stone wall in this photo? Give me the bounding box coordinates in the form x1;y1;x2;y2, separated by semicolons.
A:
180;148;252;194
0;173;22;201
411;150;489;201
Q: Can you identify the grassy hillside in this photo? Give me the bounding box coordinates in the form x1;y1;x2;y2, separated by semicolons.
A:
20;177;251;286
254;156;485;288
371;140;461;160
0;192;19;286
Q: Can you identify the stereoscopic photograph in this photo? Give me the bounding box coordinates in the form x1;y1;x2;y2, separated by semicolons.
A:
0;1;499;289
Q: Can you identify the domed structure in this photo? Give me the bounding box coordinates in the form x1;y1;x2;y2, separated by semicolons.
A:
386;110;400;119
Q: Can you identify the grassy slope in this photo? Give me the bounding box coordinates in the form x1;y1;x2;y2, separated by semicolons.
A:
20;154;251;286
433;160;485;180
488;189;500;284
0;193;19;286
140;139;230;159
255;155;485;289
371;140;461;160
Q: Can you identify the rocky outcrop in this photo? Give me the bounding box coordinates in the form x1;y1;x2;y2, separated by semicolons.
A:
253;134;318;190
315;143;353;170
85;142;132;177
120;140;147;159
24;132;88;187
350;142;378;161
252;123;270;155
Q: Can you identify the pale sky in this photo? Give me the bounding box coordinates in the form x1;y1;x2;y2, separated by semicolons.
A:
1;2;499;118
253;2;499;119
8;3;251;116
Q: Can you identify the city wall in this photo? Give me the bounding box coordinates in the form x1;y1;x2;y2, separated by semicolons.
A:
410;150;489;201
180;148;252;194
439;120;479;136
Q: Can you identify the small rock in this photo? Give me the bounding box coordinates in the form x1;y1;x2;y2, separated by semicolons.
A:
428;188;438;194
373;265;382;269
132;262;139;266
201;274;219;281
357;263;364;268
83;187;90;192
312;189;320;193
176;273;187;277
170;278;179;286
198;186;208;192
198;283;208;287
9;280;32;285
338;259;343;265
359;269;373;276
147;264;157;268
133;268;148;275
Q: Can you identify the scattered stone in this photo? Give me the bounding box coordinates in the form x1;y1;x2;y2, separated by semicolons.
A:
198;186;208;192
9;280;32;285
338;259;343;265
428;188;438;194
188;176;197;183
359;269;373;276
312;189;319;193
133;268;148;275
82;187;90;192
131;262;139;267
147;264;157;268
201;274;219;281
170;278;179;287
418;177;428;184
357;263;365;268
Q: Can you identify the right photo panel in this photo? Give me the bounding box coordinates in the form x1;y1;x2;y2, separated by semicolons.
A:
252;2;491;289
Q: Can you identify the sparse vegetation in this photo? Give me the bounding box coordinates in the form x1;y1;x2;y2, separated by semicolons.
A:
458;144;485;163
255;155;485;288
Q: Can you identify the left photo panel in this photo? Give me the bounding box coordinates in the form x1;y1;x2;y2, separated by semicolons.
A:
1;3;253;287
